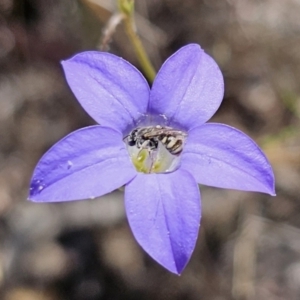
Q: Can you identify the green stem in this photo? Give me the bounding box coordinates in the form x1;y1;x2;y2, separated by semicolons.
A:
119;1;156;82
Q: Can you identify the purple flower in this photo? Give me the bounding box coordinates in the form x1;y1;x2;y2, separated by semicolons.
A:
28;44;275;274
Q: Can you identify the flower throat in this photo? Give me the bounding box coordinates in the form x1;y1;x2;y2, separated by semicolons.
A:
124;125;187;174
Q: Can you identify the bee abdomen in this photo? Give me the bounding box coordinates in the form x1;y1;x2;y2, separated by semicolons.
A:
166;136;177;149
165;136;183;155
170;141;183;154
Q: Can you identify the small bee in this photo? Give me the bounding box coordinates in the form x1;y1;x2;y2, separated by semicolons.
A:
125;125;187;156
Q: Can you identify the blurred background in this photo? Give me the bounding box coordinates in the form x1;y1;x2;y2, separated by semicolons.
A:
0;0;299;299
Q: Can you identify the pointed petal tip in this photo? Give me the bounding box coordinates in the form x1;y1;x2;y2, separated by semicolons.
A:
60;55;76;65
258;171;275;196
60;51;91;64
264;169;276;196
180;43;202;52
168;268;182;276
158;259;186;275
263;186;276;197
27;197;38;203
250;184;275;196
167;44;204;64
27;192;41;203
61;57;76;69
174;264;186;276
61;52;86;65
269;187;276;197
27;187;46;203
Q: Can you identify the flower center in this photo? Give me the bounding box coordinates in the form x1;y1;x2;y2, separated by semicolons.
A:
124;125;187;174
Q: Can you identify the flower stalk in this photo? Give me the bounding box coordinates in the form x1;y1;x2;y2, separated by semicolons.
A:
118;0;156;82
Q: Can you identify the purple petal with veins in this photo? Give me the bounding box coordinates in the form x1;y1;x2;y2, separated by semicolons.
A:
125;169;201;274
149;44;224;130
181;123;275;195
29;126;137;202
62;52;150;133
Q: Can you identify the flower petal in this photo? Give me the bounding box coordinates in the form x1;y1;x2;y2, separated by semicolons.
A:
125;169;201;274
29;126;137;202
148;44;224;130
61;52;150;133
181;123;275;195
